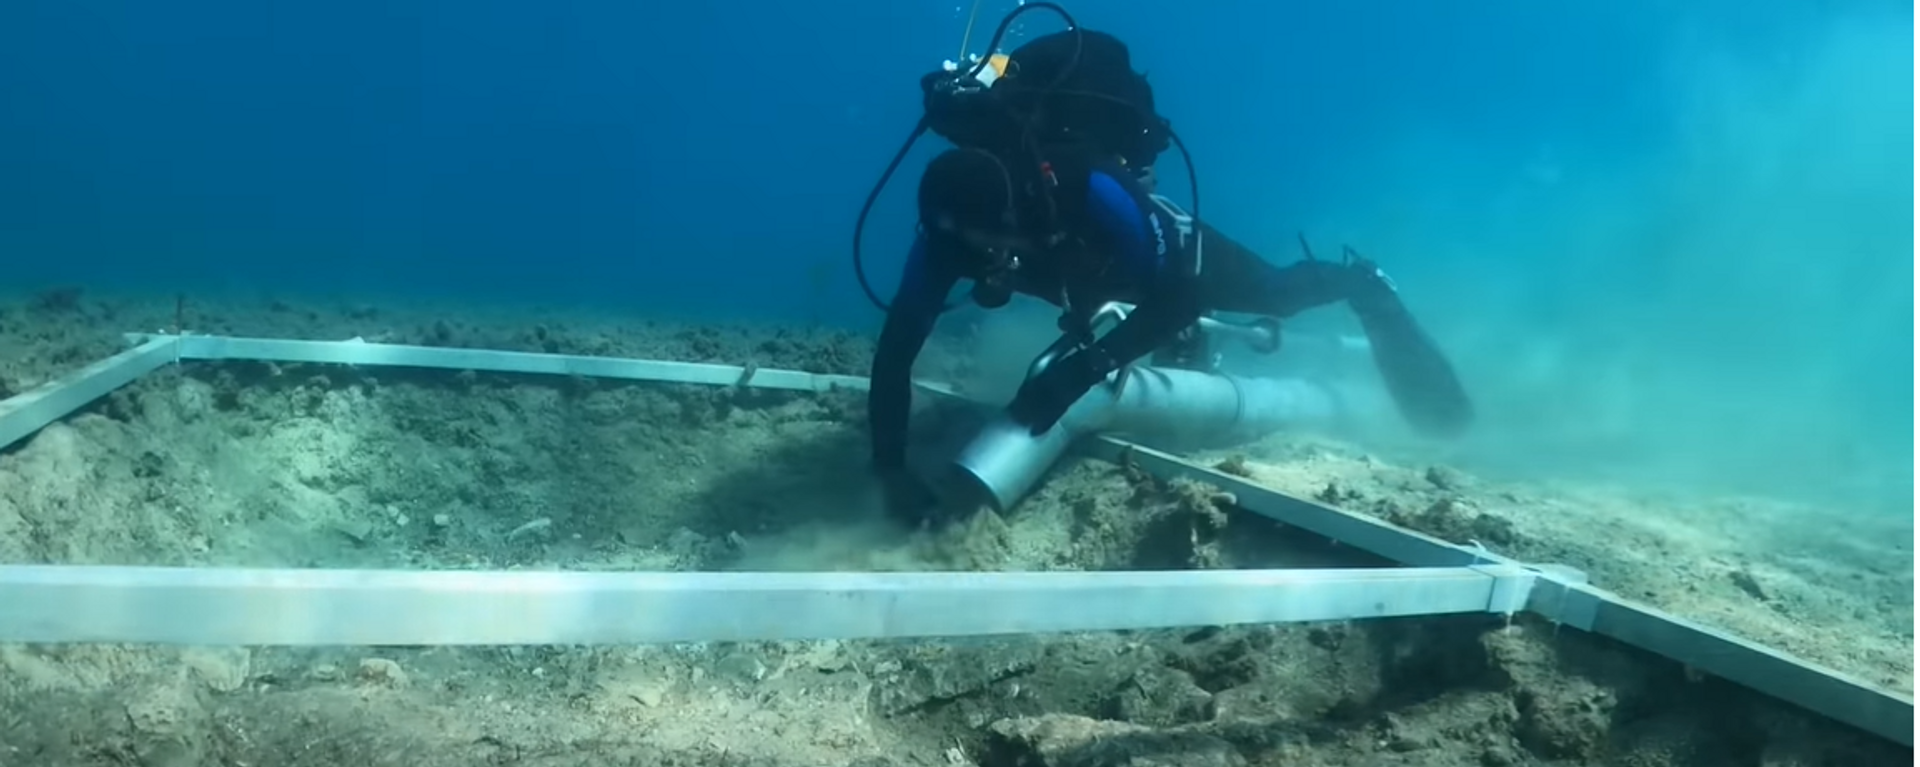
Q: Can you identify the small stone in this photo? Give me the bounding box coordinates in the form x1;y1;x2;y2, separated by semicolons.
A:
432;513;452;527
800;641;850;673
1389;734;1429;752
125;681;195;735
181;647;251;692
507;517;553;542
1425;465;1463;490
715;651;766;683
1730;568;1770;601
357;657;408;688
987;715;1245;767
332;518;374;542
1108;666;1211;726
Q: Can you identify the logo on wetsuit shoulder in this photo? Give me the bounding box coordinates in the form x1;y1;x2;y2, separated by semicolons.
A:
1149;213;1168;258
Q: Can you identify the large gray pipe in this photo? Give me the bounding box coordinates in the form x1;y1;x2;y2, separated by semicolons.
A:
1076;301;1372;360
953;365;1340;512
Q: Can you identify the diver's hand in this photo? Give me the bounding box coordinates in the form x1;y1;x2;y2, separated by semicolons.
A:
1007;347;1111;435
875;465;939;527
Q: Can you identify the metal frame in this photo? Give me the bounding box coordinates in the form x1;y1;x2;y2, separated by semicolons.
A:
1081;439;1914;746
0;333;1905;747
0;563;1530;646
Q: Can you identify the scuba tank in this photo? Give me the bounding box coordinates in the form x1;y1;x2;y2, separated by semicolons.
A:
852;1;1200;314
926;29;1168;171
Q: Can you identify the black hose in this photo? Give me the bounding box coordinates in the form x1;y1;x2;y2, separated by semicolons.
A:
966;2;1080;89
851;119;931;312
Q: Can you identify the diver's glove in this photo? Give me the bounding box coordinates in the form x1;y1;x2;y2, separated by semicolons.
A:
1007;346;1115;435
875;463;939;527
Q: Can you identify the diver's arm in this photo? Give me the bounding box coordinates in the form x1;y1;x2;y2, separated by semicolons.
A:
1081;172;1203;370
1003;168;1202;434
1086;266;1202;371
869;233;960;471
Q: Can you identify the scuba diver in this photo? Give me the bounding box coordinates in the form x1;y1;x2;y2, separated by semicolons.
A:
854;4;1473;520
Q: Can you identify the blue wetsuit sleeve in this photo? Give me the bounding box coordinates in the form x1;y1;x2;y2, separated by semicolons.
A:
1079;170;1203;370
868;233;959;470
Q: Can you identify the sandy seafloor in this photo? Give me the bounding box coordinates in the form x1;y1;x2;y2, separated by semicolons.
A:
0;288;1910;767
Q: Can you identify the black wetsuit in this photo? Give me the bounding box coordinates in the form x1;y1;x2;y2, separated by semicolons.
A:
868;155;1472;472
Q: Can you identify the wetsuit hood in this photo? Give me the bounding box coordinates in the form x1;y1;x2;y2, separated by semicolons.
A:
917;148;1018;236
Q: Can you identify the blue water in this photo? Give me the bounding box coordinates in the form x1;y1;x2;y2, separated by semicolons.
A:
1;0;1912;506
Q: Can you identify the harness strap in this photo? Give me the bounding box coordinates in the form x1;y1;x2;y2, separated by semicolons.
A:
1054;192;1205;347
1146;193;1203;276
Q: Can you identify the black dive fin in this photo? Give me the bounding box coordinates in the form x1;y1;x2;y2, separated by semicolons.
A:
1354;300;1474;439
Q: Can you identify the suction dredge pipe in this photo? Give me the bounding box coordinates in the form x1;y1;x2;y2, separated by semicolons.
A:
953;304;1362;512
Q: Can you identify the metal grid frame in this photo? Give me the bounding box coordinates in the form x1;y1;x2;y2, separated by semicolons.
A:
0;332;1906;746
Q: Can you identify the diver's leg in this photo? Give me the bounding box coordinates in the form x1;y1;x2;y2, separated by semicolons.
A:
1196;221;1474;438
1193;221;1336;316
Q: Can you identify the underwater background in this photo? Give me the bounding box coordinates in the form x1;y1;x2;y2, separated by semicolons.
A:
3;0;1911;507
0;1;1911;764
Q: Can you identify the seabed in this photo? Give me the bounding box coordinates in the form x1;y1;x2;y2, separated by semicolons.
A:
0;293;1909;766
